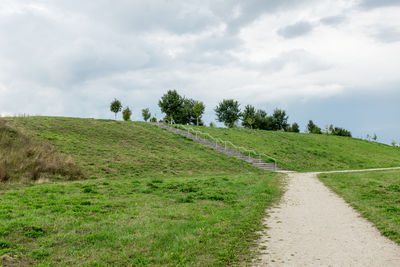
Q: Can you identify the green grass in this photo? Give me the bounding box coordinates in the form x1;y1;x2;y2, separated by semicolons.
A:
188;126;400;171
8;117;260;178
319;169;400;244
0;117;283;265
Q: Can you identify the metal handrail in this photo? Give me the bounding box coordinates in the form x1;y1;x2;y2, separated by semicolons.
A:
168;123;278;171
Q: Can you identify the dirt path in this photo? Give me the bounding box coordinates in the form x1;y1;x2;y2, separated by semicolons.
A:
254;168;400;266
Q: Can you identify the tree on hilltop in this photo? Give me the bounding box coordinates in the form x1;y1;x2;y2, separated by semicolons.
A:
193;101;205;126
271;109;289;131
215;99;241;128
142;108;151;122
110;98;122;120
158;90;183;123
122;107;132;121
242;105;256;129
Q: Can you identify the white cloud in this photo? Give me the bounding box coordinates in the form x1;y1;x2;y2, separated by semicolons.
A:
0;0;399;140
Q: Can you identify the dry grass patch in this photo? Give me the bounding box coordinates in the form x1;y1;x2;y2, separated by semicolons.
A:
0;119;83;182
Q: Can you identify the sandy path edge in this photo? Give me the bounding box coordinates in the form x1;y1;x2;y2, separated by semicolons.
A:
253;167;400;266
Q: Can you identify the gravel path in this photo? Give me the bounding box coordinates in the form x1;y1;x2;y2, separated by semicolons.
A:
254;169;400;266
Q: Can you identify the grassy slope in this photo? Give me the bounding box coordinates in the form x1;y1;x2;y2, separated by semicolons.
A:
0;119;83;182
0;117;283;266
319;170;400;244
189;126;400;171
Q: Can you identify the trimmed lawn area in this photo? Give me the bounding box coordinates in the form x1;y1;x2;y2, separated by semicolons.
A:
319;169;400;244
187;125;400;171
0;117;284;265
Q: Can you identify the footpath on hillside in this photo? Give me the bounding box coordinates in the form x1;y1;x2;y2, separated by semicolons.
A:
254;168;400;266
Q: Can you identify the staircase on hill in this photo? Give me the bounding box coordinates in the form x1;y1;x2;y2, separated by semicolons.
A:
156;123;285;172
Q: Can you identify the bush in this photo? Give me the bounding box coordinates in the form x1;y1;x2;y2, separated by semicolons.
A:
287;122;300;133
307;120;322;134
142;108;151;122
122;107;132;121
150;117;157;123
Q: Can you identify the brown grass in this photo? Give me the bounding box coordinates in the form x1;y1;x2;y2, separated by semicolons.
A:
0;119;84;182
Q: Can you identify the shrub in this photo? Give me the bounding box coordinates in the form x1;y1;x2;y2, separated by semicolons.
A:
142;108;151;122
307;120;322;134
122;107;132;121
150;117;157;123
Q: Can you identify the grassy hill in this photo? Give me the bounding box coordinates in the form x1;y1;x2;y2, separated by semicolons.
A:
0;117;283;266
319;169;400;244
187;126;400;171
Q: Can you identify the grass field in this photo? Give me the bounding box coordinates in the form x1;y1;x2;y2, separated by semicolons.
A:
0;117;283;265
188;126;400;171
319;169;400;244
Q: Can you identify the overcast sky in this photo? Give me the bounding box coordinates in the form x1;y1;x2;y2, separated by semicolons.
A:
0;0;399;143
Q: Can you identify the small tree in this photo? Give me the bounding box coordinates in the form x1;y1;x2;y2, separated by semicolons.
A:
142;108;151;122
158;90;183;124
307;120;316;133
373;133;377;141
122;107;132;121
247;117;255;129
110;98;122;120
391;140;397;147
291;122;300;133
242;105;256;129
193;101;205;126
307;120;321;134
271;109;289;131
209;122;215;127
215;99;241;128
150;117;157;123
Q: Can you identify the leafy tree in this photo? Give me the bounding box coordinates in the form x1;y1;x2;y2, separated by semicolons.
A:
122;107;132;121
307;120;316;133
253;109;272;130
110;98;122;120
291;122;300;133
242;105;256;129
158;90;200;125
271;109;289;131
246;117;255;129
332;127;351;137
373;133;377;141
209;122;215;127
312;126;322;134
391;140;397;147
193;101;205;126
158;90;184;123
215;99;241;128
307;120;321;134
181;98;197;125
142;108;151;122
328;124;352;137
150;117;157;123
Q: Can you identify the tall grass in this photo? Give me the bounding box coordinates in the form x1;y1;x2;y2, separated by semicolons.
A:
0;119;83;182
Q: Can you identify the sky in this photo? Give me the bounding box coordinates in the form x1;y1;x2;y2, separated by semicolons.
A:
0;0;399;143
